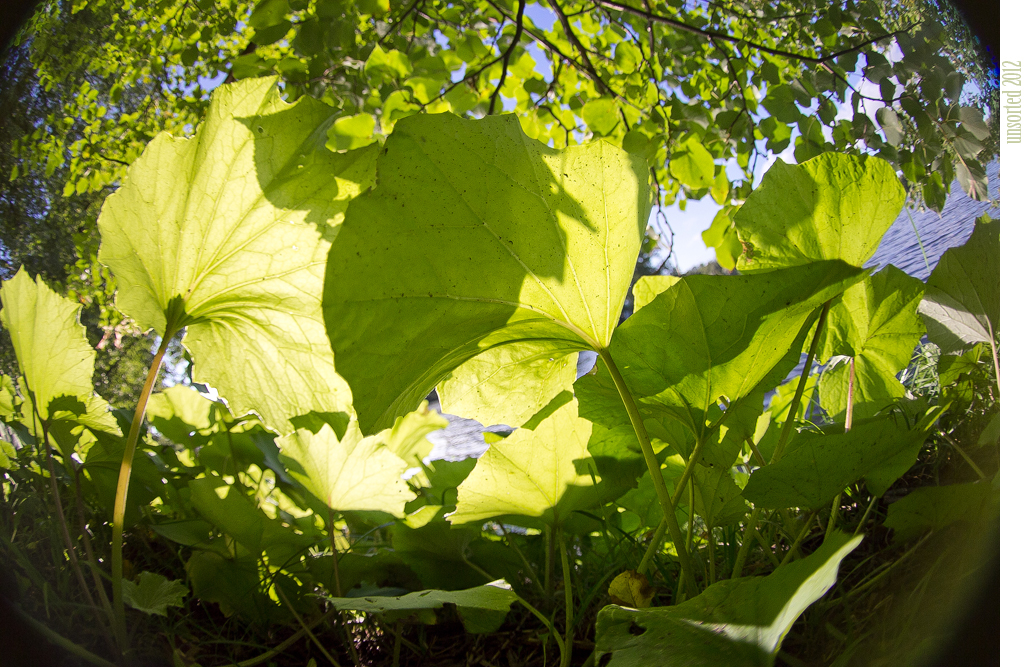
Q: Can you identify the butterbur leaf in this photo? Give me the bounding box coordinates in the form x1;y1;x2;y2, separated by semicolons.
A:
122;571;188;617
277;420;416;515
595;533;862;665
0;440;17;470
918;220;999;353
147;384;226;446
446;399;601;527
383;401;448;467
608;570;655;608
98;77;378;436
437;343;577;428
328;580;519;633
324;113;649;433
743;416;926;510
818;266;925;420
578;262;864;443
0;268;118;436
733;153;905;272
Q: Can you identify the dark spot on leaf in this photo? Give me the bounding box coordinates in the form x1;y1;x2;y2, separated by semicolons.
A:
598;654;613;667
628;621;646;636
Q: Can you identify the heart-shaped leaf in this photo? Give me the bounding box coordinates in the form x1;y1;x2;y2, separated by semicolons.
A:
98;77;378;435
323;113;650;433
733;153;905;272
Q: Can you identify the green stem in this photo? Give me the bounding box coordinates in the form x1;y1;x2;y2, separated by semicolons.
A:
110;327;175;651
845;356;856;432
275;583;342;667
854;497;878;535
731;508;762;578
779;511;818;567
214;615;330;667
601;348;703;596
771;299;832;465
544;529;554;598
825;492;843;539
939;432;987;481
497;524;546;598
326;510;342;597
515;596;566;661
558;531;574;667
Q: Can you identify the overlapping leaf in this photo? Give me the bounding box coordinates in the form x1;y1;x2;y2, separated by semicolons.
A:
446;399;602;527
323;112;650;433
733;153;905;272
743;416;926;510
277;419;416;515
595;533;862;666
437;343;577;428
918;220;999;353
98;77;378;435
818;266;925;419
577;262;865;443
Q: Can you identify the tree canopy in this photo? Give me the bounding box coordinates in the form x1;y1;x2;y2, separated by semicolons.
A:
1;0;999;316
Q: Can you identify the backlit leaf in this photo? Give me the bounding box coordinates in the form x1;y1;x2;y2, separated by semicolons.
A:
98;77;378;435
446;399;601;527
0;268;117;435
323;113;649;433
437;343;577;428
277;420;416;515
918;220;999;353
734;153;905;272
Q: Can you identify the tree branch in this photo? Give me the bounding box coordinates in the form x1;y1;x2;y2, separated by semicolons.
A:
592;0;916;66
489;0;527;114
549;0;613;95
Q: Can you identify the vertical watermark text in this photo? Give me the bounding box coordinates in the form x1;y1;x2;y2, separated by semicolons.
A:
1006;62;1022;144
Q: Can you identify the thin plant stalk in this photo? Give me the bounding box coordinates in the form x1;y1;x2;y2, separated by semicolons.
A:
497;524;547;598
734;300;833;578
212;615;330;667
825;494;842;538
326;510;342;596
12;603;118;667
771;299;832;464
515;596;567;662
598;348;694;595
779;511;818;567
73;469;118;640
854;496;879;535
845;356;856;433
558;531;574;667
939;431;987;481
275;583;343;667
110;327;175;651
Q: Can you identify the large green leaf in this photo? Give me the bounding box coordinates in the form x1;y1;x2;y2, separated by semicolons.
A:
328;580;519;633
382;401;448;467
0;268;117;436
446;399;601;527
918;220;999;353
595;533;862;666
147;384;226;446
733;153;904;272
323;112;650;433
98;77;378;435
276;419;416;515
577;262;865;443
743;416;926;510
818;266;925;419
437;343;577;428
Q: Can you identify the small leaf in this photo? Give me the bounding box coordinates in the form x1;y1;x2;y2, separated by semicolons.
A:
329;580;519;633
325;113;377;151
608;570;655;609
582;98;620;135
875;108;904;146
669;136;715;190
122;571;188;617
